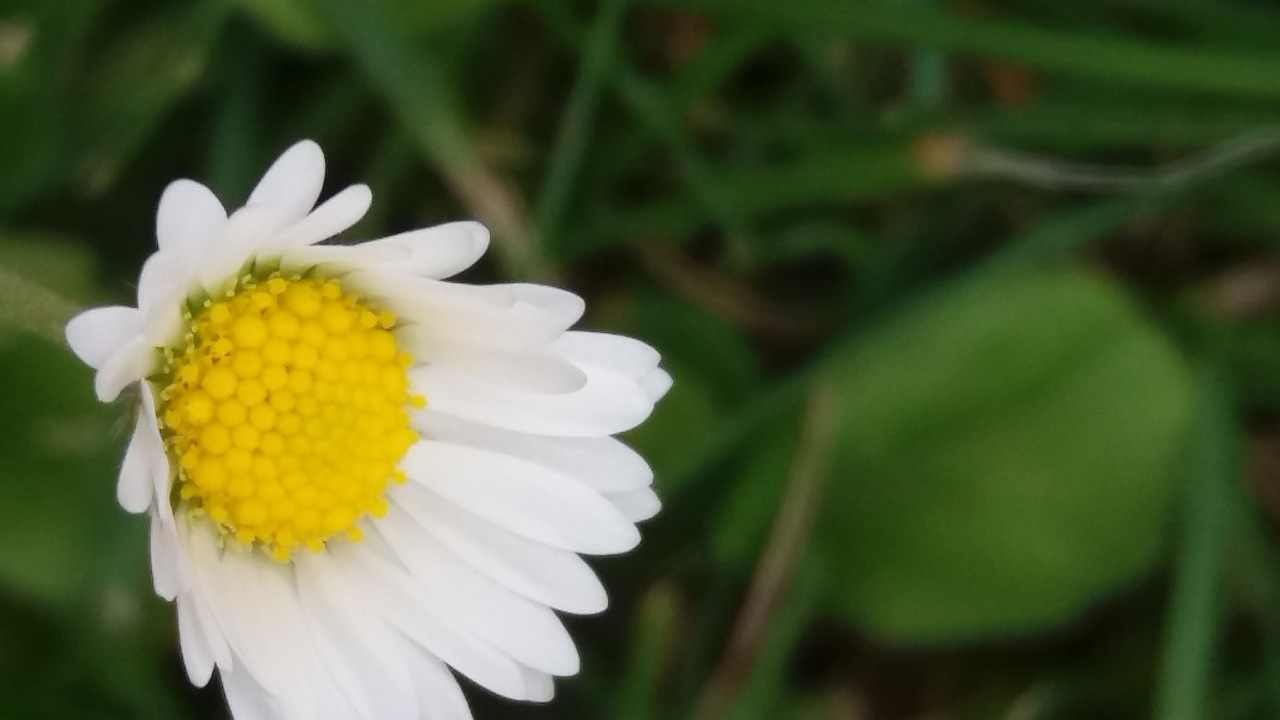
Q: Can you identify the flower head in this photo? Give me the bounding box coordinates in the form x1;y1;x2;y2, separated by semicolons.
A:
65;140;670;719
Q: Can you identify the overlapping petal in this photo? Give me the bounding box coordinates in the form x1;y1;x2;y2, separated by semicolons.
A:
66;139;667;720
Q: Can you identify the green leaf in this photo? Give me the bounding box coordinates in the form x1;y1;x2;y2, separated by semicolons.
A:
383;0;505;34
228;0;336;52
595;136;932;248
0;335;145;608
1155;368;1235;720
616;584;680;720
615;293;763;407
0;232;96;348
711;416;801;570
814;269;1194;642
314;0;544;278
0;233;95;302
622;365;719;492
724;561;822;720
71;2;227;195
0;0;102;213
232;0;502;52
655;0;1280;101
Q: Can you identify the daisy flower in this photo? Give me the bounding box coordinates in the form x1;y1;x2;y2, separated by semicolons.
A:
64;140;670;720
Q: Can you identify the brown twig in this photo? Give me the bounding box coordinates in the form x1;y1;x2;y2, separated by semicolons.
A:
635;242;823;342
1198;261;1280;320
447;166;558;283
691;380;841;720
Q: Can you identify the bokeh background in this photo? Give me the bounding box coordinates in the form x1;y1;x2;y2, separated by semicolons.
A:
3;0;1280;718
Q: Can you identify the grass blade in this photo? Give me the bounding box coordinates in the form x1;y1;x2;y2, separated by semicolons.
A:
656;0;1280;100
1154;366;1235;720
314;0;548;278
536;0;630;251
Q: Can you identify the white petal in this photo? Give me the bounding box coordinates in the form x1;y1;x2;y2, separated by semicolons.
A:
638;367;674;402
279;241;411;276
402;440;640;555
156;179;228;260
138;386;171;498
116;417;154;513
149;510;181;601
551;331;661;379
197;205;282;295
136;248;186;314
332;540;530;700
519;665;555;703
261;184;372;252
406;342;587;395
180;578;233;677
415;412;654;493
295;553;417;720
139;384;192;601
500;283;586;325
94;336;152;402
176;593;215;686
357;275;582;349
375;508;582;676
355;221;489;280
195;537;328;712
410;360;655;437
177;517;234;670
606;487;662;522
366;274;514;312
142;292;186;347
65;306;141;369
246;140;326;225
220;660;273;720
407;647;473;720
391;482;608;614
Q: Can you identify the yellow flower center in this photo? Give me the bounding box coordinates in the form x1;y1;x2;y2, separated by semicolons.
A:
157;274;423;561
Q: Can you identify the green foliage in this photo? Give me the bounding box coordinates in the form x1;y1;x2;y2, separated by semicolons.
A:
3;0;1280;718
0;334;140;607
816;270;1193;641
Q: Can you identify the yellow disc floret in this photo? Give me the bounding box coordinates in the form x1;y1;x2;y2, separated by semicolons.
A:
157;274;422;561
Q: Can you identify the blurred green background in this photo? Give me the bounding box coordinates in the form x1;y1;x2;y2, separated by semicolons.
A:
4;0;1280;718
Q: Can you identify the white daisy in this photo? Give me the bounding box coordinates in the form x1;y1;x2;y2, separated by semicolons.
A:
64;140;670;720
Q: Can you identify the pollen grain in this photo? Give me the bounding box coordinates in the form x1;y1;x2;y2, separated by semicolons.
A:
157;275;422;561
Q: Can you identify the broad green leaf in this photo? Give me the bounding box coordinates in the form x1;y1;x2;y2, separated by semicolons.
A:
815;269;1193;642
